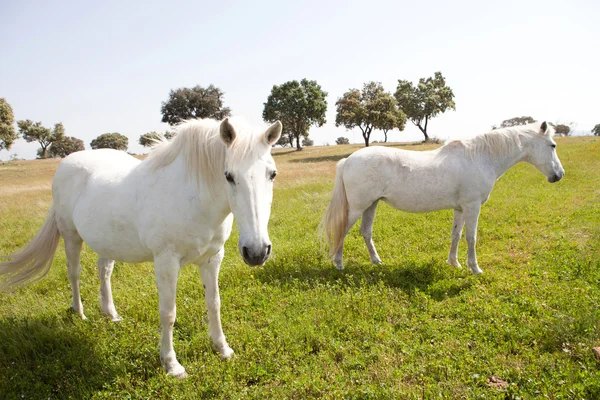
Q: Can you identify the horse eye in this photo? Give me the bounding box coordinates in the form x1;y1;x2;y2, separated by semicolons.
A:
224;172;234;183
550;144;556;148
269;171;277;181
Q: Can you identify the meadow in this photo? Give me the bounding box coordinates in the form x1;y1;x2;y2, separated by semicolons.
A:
1;136;599;399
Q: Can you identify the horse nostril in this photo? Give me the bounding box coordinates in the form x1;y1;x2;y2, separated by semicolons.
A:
266;244;272;257
242;246;250;260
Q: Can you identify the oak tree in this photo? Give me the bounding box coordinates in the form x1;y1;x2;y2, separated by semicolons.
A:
0;98;18;151
90;133;129;151
335;82;404;147
394;72;455;141
263;79;327;151
161;84;232;125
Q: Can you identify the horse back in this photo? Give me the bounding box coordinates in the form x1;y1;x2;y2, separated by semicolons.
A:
52;150;149;261
342;146;492;213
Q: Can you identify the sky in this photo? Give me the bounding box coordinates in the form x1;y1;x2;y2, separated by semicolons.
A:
1;0;599;160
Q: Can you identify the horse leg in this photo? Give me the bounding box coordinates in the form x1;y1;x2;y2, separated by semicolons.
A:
64;235;86;320
98;258;121;321
154;253;187;378
446;209;465;268
464;203;483;274
360;200;382;264
197;248;234;360
333;209;362;270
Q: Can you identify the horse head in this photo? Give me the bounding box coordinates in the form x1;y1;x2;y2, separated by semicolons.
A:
219;118;282;266
525;121;565;183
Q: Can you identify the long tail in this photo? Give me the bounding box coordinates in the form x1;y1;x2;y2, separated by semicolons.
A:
0;206;61;291
321;158;349;259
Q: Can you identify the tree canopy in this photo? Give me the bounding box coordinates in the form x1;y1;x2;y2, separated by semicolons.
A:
302;137;314;147
592;124;600;136
553;124;571;136
160;84;232;125
494;116;536;129
48;136;85;158
90;133;129;151
139;130;176;147
336;137;350;145
394;71;455;141
17;120;64;159
263;79;327;151
0;98;18;151
375;95;406;143
335;82;404;147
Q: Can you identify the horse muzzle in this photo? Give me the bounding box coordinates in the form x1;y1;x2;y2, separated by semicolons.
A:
241;243;272;266
547;171;564;183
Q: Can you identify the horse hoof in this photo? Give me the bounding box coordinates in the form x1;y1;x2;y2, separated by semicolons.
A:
335;264;344;271
372;259;383;265
110;315;123;322
167;365;188;379
469;266;483;275
219;347;235;360
446;259;462;268
169;370;188;379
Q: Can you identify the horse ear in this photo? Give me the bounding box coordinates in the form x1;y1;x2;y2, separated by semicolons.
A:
220;118;236;147
540;121;548;135
264;121;282;146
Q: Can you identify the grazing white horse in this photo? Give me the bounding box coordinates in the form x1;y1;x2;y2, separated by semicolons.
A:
322;121;564;273
0;117;282;378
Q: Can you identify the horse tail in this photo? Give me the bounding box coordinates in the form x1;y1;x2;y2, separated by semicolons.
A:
321;158;349;259
0;206;61;291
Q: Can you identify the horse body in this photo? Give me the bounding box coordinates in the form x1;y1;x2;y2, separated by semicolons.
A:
0;117;282;379
323;122;564;273
54;149;231;264
342;145;496;214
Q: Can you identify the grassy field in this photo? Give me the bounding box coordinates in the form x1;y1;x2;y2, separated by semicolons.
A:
1;137;599;399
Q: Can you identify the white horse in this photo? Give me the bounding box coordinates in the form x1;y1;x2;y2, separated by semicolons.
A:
322;121;564;273
0;117;282;378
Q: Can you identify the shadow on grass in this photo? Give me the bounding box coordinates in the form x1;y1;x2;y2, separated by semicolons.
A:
272;149;298;157
0;312;117;399
255;258;474;301
288;153;352;163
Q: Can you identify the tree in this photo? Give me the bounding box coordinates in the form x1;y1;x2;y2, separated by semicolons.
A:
263;79;328;151
90;133;129;151
394;72;455;141
139;130;177;147
593;124;600;136
0;98;18;151
160;84;232;125
493;116;536;129
376;97;406;143
48;136;85;158
336;137;350;145
553;124;571;136
302;137;314;147
274;135;292;147
335;82;404;147
17;120;64;159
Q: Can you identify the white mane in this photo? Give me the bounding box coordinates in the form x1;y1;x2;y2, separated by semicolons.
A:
446;122;553;159
144;118;265;187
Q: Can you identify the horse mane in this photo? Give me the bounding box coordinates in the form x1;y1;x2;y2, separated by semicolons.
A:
144;118;262;188
447;123;552;159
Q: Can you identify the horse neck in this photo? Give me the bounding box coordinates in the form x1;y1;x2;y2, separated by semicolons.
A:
158;146;230;209
482;132;529;179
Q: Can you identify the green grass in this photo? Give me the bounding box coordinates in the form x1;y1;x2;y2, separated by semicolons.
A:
1;137;600;399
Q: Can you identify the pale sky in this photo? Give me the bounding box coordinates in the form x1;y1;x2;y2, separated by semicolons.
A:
1;0;598;160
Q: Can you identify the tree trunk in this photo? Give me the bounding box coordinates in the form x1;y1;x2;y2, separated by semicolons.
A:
417;124;429;141
383;130;388;143
295;134;301;151
40;144;49;159
421;116;430;141
362;126;372;147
